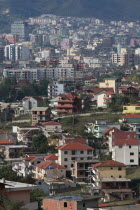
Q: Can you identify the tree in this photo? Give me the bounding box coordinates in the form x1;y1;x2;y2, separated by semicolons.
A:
2;199;25;210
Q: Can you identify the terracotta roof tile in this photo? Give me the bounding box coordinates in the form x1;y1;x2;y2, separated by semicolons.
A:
123;114;140;119
36;160;65;169
57;142;93;150
92;160;126;167
23;156;36;161
44;154;58;160
0;139;14;145
102;127;119;134
113;138;140;146
42;121;61;126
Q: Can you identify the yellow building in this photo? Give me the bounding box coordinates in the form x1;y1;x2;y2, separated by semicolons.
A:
99;78;120;92
123;104;140;114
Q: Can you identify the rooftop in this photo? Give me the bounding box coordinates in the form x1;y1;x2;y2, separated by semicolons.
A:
36;160;65;169
92;160;126;167
57;142;93;150
31;107;49;111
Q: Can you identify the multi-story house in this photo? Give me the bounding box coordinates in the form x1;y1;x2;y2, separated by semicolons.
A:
41;121;62;134
57;142;95;172
99;78;121;93
118;86;139;98
31;107;51;126
22;96;44;111
56;93;82;114
92;160;133;201
4;145;28;159
33;160;66;180
112;137;140;166
96;91;116;108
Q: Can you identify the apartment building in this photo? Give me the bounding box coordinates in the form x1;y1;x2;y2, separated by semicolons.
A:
57;142;94;172
96;91;116;108
123;104;140;114
22;96;44;111
48;81;65;98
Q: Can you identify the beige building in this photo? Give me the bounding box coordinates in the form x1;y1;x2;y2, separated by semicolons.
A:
57;142;95;172
33;160;66;180
99;78;120;92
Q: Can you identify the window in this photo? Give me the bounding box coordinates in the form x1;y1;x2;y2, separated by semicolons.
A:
130;159;134;162
129;146;131;148
119;146;122;148
38;182;41;185
64;151;68;155
79;164;83;168
83;203;85;207
64;202;67;207
71;164;74;167
111;167;113;170
130;152;134;155
80;158;84;160
123;107;127;110
80;151;84;154
119;175;122;178
118;167;122;171
135;107;140;110
64;165;67;168
80;171;84;175
72;150;75;155
87;157;92;160
71;157;75;160
64;158;67;161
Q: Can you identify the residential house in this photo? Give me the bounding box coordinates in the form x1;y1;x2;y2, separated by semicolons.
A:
109;131;136;152
33;160;66;180
123;104;140;114
41;121;62;134
112;136;140;166
97;91;116;108
16;126;41;144
22;96;44;111
118;86;139;98
57;142;95;173
121;113;140;124
44;154;58;162
4;145;28;159
92;160;133;202
31;107;51;126
59;134;87;146
56;93;82;115
99;78;121;92
102;127;119;146
13;156;42;177
43;195;100;210
86;120;120;139
0;179;37;210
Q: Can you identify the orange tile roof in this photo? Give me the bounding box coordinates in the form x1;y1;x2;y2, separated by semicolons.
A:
113;138;140;146
36;160;65;169
65;137;87;144
92;160;126;167
57;142;93;150
23;156;36;161
123;114;140;119
42;121;61;126
44;154;58;160
0;139;14;145
102;127;119;134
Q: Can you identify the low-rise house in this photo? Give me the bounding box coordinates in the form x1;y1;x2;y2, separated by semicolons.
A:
121;113;140;124
57;142;95;172
0;179;37;210
123;104;140;114
22;96;44;111
43;195;100;210
16;126;41;144
59;134;87;146
86;120;120;139
4;145;28;159
44;154;58;162
31;107;51;126
33;160;66;180
91;160;133;202
42;121;62;134
13;156;42;177
112;137;140;166
48;81;65;98
118;86;139;97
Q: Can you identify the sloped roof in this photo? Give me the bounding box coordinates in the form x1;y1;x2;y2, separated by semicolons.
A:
92;160;126;167
44;154;58;160
0;139;14;145
123;114;140;119
42;121;61;126
36;160;65;169
65;137;87;144
23;156;36;161
113;138;140;146
57;142;93;150
112;131;136;140
103;127;119;134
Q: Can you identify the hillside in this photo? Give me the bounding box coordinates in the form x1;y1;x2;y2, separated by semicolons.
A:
0;0;140;21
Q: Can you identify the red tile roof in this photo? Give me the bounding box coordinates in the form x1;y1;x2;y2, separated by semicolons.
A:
42;121;61;126
113;138;140;146
112;131;136;140
92;160;126;167
123;114;140;119
23;156;36;161
57;142;93;150
102;127;119;134
0;139;14;145
36;160;65;169
44;154;58;160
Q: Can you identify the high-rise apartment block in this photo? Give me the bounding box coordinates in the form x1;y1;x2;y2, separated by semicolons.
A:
11;21;29;42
